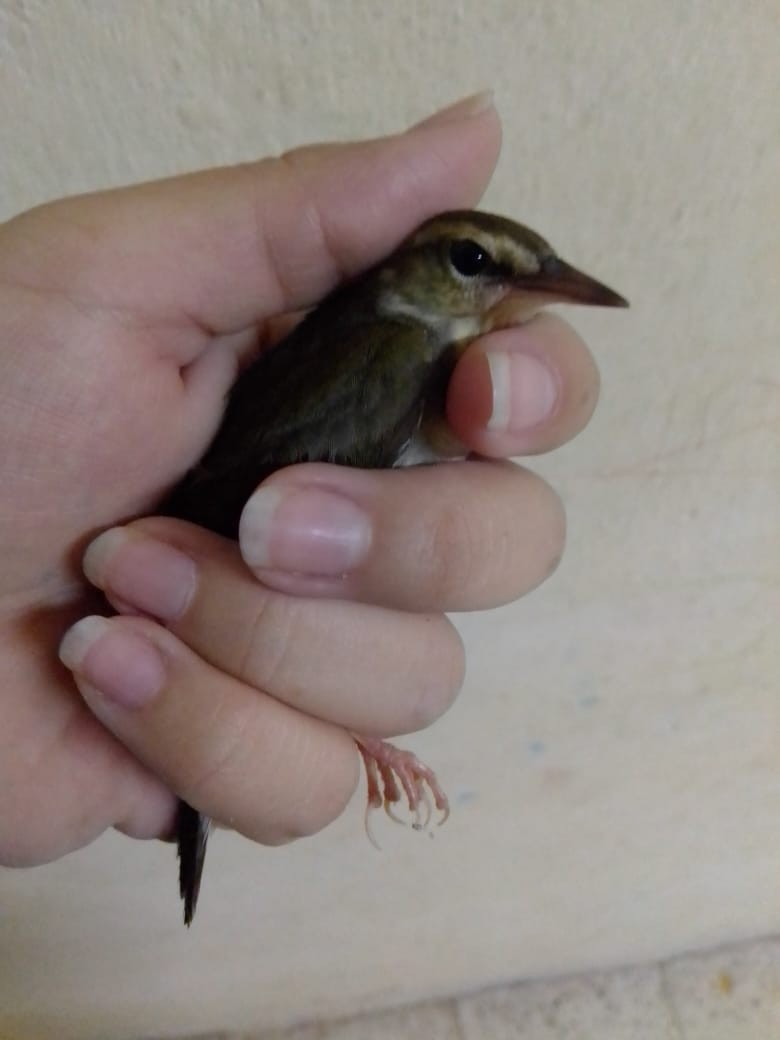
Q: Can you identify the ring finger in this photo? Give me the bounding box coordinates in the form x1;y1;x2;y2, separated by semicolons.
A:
59;613;360;844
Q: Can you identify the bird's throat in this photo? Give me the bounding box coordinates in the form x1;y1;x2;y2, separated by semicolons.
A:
377;290;483;353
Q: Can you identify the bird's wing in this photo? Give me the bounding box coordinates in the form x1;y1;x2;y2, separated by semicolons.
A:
162;318;437;537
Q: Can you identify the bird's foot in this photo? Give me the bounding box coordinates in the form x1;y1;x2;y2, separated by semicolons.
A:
354;735;449;846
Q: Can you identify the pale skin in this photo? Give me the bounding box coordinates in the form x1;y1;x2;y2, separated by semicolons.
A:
0;94;601;867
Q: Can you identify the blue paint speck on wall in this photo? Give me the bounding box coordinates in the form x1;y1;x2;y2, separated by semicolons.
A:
578;693;600;710
455;788;478;806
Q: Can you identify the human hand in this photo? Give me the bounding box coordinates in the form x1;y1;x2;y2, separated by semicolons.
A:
0;93;600;865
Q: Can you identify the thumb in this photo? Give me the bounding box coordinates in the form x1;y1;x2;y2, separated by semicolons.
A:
2;93;501;346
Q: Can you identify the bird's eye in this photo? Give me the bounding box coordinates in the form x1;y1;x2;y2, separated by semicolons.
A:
449;239;492;277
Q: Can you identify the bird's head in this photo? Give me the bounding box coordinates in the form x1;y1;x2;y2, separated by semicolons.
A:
377;210;627;341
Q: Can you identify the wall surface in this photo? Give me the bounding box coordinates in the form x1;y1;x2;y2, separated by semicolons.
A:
1;2;778;1038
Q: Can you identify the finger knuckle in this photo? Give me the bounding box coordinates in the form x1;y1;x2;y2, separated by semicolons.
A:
287;766;359;841
423;502;482;606
182;693;256;809
236;595;299;695
238;732;360;845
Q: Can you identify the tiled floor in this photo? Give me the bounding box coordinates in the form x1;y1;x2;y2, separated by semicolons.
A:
201;935;780;1040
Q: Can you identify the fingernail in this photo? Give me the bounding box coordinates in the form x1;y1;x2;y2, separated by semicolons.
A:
59;616;166;709
240;485;372;577
84;528;196;622
486;351;560;432
410;90;495;130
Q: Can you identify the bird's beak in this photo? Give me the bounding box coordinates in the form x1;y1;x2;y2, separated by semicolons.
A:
523;257;629;308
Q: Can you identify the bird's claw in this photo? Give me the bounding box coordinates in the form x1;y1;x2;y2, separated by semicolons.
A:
355;736;450;845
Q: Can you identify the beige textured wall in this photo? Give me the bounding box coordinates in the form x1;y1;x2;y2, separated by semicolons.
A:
1;2;778;1038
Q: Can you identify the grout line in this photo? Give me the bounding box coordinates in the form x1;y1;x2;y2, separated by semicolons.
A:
449;996;470;1040
658;961;687;1040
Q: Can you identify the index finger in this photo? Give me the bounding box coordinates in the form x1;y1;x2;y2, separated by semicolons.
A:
3;93;500;335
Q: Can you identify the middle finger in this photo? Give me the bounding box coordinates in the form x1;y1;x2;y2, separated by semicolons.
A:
82;520;465;737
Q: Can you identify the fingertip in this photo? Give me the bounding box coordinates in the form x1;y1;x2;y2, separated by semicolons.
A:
448;315;601;457
402;94;502;203
114;778;179;841
407;90;496;131
448;337;559;457
235;723;362;846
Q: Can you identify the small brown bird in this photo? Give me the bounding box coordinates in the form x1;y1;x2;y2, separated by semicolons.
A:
162;210;628;925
